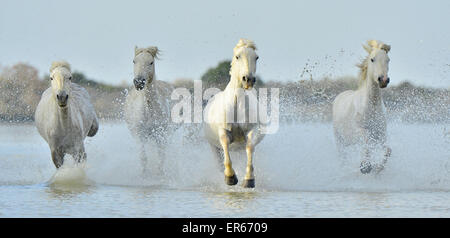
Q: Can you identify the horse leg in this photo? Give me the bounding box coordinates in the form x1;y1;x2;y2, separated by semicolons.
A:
139;139;149;176
51;148;64;169
243;130;259;188
372;145;391;174
219;129;237;186
360;146;373;174
74;145;87;165
210;143;224;171
243;145;255;188
155;137;167;176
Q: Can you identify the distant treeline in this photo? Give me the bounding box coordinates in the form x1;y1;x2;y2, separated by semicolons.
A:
0;62;449;123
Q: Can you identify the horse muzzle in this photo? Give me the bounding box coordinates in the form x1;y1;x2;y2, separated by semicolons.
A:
378;76;390;88
134;77;146;91
242;76;256;90
56;91;69;107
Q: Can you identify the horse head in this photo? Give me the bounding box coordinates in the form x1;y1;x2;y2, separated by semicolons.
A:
133;46;159;91
363;40;391;88
50;61;72;108
230;39;259;90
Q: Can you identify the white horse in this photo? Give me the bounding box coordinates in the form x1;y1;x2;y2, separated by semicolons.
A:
332;40;392;174
204;39;264;188
124;46;174;174
35;61;98;168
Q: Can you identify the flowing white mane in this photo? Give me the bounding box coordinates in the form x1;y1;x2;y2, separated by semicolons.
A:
50;61;71;73
135;46;160;59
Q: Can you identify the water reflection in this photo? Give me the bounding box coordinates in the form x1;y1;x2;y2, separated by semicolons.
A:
354;192;390;216
207;191;259;213
46;182;92;200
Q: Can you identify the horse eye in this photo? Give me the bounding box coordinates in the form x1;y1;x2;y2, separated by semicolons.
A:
236;56;239;60
50;77;53;81
256;56;259;60
150;61;154;65
371;58;375;63
69;76;72;81
133;60;135;64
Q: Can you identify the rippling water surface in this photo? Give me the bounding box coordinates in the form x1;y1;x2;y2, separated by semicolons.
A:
0;122;449;217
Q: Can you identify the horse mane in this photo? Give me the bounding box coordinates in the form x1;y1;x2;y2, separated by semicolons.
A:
50;61;71;73
357;40;391;87
135;46;160;59
233;38;257;55
356;58;369;88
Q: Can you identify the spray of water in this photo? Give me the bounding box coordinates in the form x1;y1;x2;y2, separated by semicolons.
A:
22;121;442;193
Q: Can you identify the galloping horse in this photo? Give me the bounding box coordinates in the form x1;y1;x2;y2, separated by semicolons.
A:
332;40;392;174
35;61;98;168
124;46;174;175
204;39;264;188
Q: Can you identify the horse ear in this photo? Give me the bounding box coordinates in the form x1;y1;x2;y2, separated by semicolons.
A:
362;44;372;53
363;40;381;53
382;44;391;53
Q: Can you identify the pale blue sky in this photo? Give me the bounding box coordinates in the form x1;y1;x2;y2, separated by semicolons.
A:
1;0;449;88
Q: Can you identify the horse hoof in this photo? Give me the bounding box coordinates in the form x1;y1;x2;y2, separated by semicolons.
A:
360;161;372;174
243;179;255;188
225;174;238;186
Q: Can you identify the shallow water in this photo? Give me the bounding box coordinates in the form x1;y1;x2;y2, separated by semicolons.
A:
0;122;449;217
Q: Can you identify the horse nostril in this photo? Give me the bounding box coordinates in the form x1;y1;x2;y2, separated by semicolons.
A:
242;76;247;81
378;76;382;82
65;95;69;100
386;77;390;83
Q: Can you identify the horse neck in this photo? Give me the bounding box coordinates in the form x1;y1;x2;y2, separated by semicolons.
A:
359;73;382;111
140;78;161;110
143;73;157;95
224;70;242;93
52;98;72;125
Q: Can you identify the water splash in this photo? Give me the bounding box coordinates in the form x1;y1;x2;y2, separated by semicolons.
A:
0;122;448;193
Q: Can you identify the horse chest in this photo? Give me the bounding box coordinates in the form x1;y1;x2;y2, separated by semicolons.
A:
48;127;82;148
229;125;246;143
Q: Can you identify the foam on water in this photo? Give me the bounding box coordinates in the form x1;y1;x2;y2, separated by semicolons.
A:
0;122;449;192
48;157;91;186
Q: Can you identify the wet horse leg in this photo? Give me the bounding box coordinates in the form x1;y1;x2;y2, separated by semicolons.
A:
243;130;258;188
74;145;87;165
155;136;167;176
51;148;65;169
219;129;238;186
372;145;391;174
360;129;373;174
210;143;224;171
360;146;373;174
139;137;149;175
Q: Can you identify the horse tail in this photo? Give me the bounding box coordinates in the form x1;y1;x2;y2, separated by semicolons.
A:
88;117;99;137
